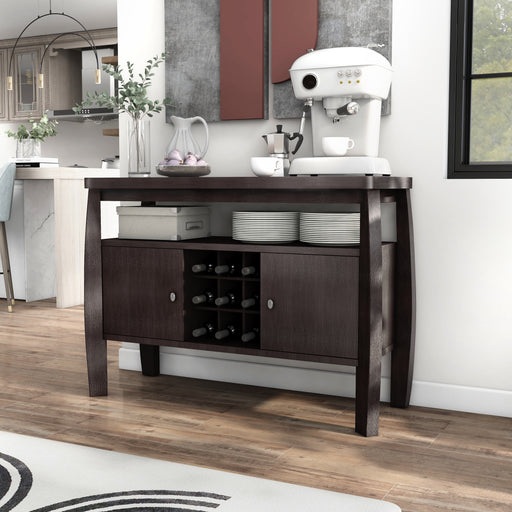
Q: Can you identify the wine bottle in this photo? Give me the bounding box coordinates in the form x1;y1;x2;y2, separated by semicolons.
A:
214;263;237;275
241;327;259;343
192;322;215;338
240;295;259;309
191;290;215;305
214;291;237;306
215;324;237;340
241;265;257;276
191;263;214;274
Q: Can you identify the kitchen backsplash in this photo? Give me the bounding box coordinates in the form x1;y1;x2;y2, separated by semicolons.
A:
0;118;119;168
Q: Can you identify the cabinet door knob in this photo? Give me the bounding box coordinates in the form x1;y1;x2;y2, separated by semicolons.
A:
169;292;177;302
267;299;274;310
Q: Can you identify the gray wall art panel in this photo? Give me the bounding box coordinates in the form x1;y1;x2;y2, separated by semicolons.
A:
273;0;392;119
165;0;221;122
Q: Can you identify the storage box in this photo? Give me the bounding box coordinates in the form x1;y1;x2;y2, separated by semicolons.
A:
117;206;210;241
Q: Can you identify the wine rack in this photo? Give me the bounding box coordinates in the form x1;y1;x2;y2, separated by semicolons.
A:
184;250;260;348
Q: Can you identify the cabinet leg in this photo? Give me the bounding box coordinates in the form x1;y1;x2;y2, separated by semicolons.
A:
356;190;383;437
140;344;160;377
85;337;108;396
391;189;416;408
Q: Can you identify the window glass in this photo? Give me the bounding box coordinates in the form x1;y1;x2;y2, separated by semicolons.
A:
16;52;37;111
470;77;512;162
472;0;512;74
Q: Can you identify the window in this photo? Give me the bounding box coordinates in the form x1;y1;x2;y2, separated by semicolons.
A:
448;0;512;178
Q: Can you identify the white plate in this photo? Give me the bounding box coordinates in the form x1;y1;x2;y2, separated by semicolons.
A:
234;211;299;215
234;228;298;233
301;230;359;234
234;236;298;242
234;231;299;237
300;213;360;218
301;235;359;240
301;241;359;246
301;227;360;232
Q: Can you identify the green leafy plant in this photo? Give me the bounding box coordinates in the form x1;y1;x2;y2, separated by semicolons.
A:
6;111;58;142
74;52;172;120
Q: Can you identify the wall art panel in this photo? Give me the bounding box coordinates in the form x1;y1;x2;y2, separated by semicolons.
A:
165;0;268;122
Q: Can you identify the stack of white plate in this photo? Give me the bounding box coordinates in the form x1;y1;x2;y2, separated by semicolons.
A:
232;211;299;243
300;212;360;246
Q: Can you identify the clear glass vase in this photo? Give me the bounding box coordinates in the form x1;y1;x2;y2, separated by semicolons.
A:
128;117;151;177
16;139;41;159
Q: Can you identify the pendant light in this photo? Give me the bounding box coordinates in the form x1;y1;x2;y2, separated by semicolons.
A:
6;0;100;91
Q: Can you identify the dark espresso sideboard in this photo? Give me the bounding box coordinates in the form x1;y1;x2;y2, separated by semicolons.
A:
84;176;415;437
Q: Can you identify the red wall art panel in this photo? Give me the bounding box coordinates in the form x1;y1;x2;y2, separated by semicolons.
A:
220;0;266;120
271;0;319;84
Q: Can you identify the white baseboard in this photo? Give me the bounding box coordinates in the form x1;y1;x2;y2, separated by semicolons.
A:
119;346;511;418
409;380;512;418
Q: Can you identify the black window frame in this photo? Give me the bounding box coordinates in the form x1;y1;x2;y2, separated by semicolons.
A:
448;0;512;178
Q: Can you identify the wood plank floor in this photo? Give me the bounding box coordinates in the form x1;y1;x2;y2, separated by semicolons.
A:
0;299;511;511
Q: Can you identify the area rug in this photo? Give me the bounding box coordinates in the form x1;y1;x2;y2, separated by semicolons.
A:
0;431;400;511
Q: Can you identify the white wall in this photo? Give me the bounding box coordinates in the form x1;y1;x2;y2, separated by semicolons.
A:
117;0;512;418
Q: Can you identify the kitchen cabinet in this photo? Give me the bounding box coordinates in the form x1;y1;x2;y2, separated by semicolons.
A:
0;28;117;122
45;48;82;112
9;45;44;120
84;176;415;437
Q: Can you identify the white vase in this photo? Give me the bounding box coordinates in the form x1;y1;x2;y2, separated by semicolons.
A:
16;139;41;159
128;117;151;177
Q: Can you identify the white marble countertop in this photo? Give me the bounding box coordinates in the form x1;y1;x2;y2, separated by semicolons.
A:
15;167;120;180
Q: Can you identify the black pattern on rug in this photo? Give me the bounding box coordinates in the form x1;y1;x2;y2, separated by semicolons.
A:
0;452;33;512
0;452;230;512
30;490;231;512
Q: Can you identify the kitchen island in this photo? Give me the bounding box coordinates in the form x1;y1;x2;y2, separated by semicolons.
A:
1;167;119;308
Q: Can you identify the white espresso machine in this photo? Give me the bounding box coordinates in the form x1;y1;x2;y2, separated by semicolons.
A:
288;47;392;175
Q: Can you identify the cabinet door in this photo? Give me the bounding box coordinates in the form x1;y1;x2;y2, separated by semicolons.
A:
102;246;184;341
9;45;44;120
260;253;358;359
46;49;82;111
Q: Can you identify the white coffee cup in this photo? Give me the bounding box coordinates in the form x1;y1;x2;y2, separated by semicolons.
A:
322;137;355;156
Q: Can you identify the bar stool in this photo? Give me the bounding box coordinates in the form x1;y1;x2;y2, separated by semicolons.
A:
0;162;16;313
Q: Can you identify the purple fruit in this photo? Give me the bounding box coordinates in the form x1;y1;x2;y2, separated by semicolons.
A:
184;154;198;165
196;159;208;166
158;160;168;166
167;149;183;162
167;159;182;166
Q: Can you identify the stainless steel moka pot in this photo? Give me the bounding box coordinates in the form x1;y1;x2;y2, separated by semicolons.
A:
262;125;303;174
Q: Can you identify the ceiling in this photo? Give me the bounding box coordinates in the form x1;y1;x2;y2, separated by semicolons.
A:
0;0;117;39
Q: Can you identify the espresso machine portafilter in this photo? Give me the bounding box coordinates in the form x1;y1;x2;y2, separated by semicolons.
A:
288;47;392;175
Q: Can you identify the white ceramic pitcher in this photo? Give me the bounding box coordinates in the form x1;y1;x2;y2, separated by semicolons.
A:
166;115;209;159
